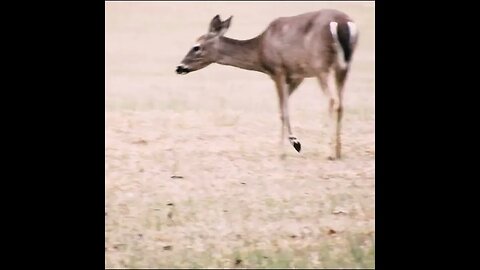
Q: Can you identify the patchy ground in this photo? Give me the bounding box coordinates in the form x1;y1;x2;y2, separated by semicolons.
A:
105;2;375;268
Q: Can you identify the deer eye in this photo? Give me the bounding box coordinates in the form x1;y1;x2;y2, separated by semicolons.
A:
193;45;201;52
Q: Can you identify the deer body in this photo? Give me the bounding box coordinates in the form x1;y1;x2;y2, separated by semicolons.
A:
176;9;359;159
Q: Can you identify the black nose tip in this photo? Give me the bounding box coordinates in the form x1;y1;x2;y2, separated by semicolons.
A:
176;65;190;74
176;66;183;74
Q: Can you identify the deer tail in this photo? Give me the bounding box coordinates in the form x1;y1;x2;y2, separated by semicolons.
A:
329;21;358;70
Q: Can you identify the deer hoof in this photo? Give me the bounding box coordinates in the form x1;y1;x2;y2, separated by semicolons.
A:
293;142;301;152
289;136;301;153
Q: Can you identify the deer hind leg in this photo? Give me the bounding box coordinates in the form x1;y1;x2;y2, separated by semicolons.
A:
274;74;301;153
317;71;342;160
332;67;348;159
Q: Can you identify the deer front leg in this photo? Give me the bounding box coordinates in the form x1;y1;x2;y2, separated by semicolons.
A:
273;74;301;153
276;81;287;156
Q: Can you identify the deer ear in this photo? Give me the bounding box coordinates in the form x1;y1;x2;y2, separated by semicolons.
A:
208;15;223;35
222;16;233;30
208;15;233;37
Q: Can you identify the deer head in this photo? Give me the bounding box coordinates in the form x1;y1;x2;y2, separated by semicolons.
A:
176;15;233;75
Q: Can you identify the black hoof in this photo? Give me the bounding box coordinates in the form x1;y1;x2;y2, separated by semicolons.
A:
288;136;301;153
293;141;301;152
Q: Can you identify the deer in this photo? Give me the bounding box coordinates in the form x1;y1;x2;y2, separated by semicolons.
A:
176;9;359;160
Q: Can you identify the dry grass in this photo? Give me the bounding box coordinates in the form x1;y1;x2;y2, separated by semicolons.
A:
105;1;375;268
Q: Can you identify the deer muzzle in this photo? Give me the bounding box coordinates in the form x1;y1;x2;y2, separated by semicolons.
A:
176;65;191;75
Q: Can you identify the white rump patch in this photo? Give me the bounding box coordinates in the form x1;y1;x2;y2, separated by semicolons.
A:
329;22;338;38
329;21;347;70
347;21;358;39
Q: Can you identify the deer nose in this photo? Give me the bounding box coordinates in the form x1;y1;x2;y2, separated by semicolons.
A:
176;65;190;75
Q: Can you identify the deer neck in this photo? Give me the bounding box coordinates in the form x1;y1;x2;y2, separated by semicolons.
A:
216;35;266;73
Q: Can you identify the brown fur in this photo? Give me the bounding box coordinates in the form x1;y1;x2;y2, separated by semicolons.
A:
177;9;359;159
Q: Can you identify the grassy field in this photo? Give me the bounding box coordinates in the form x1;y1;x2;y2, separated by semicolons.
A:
105;1;375;268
